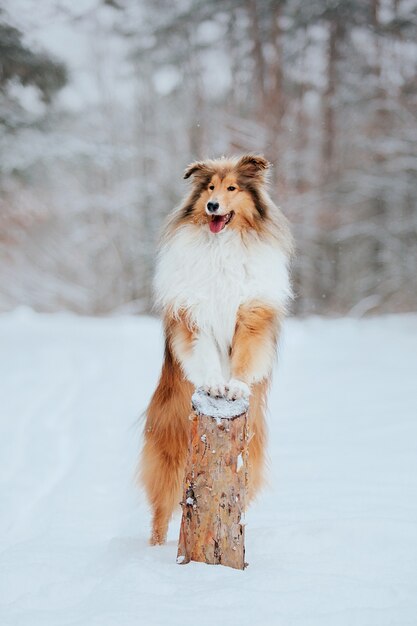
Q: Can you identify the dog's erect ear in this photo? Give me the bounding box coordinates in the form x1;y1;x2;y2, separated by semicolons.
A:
183;161;208;180
237;154;271;177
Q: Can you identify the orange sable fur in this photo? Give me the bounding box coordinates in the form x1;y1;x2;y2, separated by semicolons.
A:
139;154;293;545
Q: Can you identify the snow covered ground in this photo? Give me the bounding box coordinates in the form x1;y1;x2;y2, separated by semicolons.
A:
1;311;416;625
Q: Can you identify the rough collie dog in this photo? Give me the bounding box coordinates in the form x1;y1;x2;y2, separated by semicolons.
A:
140;154;293;545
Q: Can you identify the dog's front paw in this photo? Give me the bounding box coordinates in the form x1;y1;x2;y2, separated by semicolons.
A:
225;379;251;401
202;375;226;398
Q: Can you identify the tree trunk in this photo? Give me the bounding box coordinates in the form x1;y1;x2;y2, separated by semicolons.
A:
177;390;250;570
247;0;266;117
322;18;339;182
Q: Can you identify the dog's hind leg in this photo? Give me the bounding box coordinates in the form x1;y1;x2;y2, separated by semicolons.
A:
140;349;192;545
141;435;187;545
247;380;269;502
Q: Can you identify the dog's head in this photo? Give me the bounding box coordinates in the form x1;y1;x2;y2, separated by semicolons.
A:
181;155;271;234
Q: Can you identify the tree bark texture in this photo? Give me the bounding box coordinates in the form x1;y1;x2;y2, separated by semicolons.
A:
177;390;249;570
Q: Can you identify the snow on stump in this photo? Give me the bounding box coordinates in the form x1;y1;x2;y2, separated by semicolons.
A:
176;388;250;570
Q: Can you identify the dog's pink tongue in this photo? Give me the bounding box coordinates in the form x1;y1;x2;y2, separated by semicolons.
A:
209;216;226;234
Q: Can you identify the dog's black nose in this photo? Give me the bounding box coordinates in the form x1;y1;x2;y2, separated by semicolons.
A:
207;202;219;213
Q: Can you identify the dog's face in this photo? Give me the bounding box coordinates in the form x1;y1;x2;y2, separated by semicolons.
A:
182;155;271;235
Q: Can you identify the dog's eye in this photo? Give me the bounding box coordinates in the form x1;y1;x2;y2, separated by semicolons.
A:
227;186;236;191
209;185;215;190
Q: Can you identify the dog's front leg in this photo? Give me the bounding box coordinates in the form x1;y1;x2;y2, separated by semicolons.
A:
228;300;283;400
170;321;225;397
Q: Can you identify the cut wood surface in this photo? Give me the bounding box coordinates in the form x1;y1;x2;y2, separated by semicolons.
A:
177;389;250;570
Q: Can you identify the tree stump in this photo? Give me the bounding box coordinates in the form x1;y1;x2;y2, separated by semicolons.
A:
176;388;250;570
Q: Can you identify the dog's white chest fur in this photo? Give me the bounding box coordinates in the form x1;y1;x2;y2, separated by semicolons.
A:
155;225;291;354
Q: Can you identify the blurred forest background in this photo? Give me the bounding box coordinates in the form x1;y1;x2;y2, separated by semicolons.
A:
0;0;416;316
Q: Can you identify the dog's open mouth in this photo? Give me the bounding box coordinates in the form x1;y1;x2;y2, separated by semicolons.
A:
209;211;234;234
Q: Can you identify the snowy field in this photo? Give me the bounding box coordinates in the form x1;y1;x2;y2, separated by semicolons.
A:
1;310;417;626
